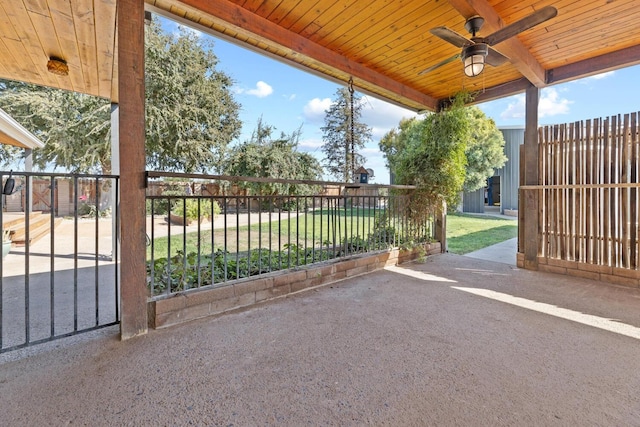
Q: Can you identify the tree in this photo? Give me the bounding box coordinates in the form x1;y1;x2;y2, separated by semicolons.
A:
0;18;241;174
463;107;507;192
393;102;469;207
378;117;420;182
0;82;111;172
321;87;372;182
144;20;241;173
380;94;506;207
225;118;323;195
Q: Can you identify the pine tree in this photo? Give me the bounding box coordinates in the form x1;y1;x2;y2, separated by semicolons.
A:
320;87;372;182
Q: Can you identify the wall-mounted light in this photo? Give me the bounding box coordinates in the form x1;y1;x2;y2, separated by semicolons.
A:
47;56;69;76
461;43;488;78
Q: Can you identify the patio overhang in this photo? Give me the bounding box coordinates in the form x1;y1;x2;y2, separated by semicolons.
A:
0;1;638;110
0;108;45;150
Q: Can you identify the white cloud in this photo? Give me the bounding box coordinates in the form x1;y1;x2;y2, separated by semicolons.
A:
360;147;382;156
303;97;332;123
298;138;323;150
500;94;525;119
539;88;572;117
243;81;273;98
361;96;418;138
500;88;572;120
176;24;202;39
585;71;615;81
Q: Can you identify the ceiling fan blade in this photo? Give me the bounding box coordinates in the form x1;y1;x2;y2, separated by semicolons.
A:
484;6;557;46
486;47;509;67
418;54;461;75
430;27;472;48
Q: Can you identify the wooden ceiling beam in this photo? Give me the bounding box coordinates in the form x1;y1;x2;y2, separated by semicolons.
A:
436;78;532;109
471;78;533;104
547;44;640;85
178;0;439;111
447;0;547;87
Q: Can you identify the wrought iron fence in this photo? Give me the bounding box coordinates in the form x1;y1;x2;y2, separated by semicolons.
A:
0;171;119;354
146;172;440;298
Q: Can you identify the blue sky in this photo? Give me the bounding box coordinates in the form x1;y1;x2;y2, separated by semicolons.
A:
162;17;640;184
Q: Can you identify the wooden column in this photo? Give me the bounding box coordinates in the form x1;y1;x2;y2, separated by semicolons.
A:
522;85;540;269
118;0;147;339
25;148;33;214
435;200;447;253
111;103;120;268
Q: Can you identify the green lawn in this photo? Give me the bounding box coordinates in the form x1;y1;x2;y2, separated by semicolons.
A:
148;210;517;260
147;208;386;260
446;213;518;254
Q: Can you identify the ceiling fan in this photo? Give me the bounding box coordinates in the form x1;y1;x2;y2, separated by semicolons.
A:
419;6;557;78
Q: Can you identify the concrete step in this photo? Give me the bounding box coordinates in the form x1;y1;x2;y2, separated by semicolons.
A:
3;212;43;229
5;213;64;246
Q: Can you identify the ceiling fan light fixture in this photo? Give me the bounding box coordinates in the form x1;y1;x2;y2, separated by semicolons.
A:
462;43;488;77
47;56;69;76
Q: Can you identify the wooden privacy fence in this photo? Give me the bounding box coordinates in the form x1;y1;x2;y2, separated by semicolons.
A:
535;112;639;270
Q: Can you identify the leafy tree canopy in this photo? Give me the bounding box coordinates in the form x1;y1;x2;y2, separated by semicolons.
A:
463;107;507;192
0;18;241;174
320;87;372;182
380;93;506;207
225;118;323;195
145;20;241;173
378;116;420;177
0;83;111;172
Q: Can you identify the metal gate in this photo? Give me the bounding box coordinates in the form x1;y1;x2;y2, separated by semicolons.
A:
0;172;120;353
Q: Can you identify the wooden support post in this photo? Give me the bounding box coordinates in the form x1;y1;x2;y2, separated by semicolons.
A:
522;85;540;269
25;148;33;214
435;200;447;253
118;0;148;339
111;103;119;267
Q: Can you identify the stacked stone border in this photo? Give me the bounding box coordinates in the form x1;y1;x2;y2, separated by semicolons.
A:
149;243;441;328
517;253;640;288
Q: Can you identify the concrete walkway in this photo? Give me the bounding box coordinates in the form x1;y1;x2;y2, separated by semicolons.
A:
1;253;639;425
465;237;518;266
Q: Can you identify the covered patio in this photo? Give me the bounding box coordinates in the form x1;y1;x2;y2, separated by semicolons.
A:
0;0;639;340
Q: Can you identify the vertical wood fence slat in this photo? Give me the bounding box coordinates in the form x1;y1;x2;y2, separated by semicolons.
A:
622;114;630;268
603;116;611;265
551;125;556;258
611;115;619;266
592;118;599;264
577;122;584;262
558;124;565;258
561;123;565;258
569;123;576;260
596;118;604;265
585;119;593;263
631;112;638;269
539;126;546;258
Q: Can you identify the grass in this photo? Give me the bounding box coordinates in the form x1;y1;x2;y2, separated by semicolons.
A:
148;209;517;261
446;212;518;255
147;208;387;261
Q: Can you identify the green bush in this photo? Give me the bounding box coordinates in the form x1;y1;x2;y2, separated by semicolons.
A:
148;245;335;295
172;199;221;221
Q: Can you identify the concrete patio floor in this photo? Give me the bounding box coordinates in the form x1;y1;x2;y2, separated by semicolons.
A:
1;253;639;425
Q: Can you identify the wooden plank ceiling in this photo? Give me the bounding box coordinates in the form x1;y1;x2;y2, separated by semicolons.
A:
0;0;639;111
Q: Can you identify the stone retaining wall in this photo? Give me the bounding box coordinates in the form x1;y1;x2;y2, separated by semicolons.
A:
149;243;442;329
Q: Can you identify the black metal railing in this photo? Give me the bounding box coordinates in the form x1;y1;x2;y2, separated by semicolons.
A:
0;171;119;353
146;172;440;298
